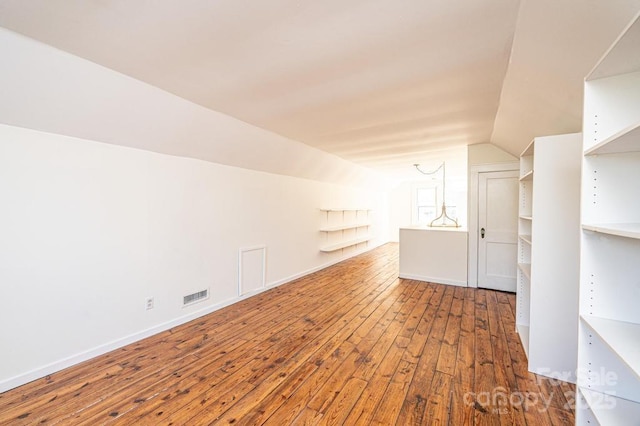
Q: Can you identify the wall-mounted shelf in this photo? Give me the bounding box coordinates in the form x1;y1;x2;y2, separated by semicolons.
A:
319;223;371;232
319;209;372;253
319;208;371;212
320;236;371;253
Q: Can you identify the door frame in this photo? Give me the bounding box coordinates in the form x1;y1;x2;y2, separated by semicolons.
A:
467;162;519;288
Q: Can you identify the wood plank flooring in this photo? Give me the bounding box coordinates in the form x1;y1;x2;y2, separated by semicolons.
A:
0;243;575;425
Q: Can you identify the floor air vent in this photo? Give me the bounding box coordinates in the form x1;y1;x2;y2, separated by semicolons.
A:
183;289;208;306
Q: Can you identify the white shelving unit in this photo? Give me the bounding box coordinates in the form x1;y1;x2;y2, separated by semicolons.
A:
518;234;532;245
578;388;640;425
581;223;640;239
516;141;534;357
515;133;582;380
319;208;372;253
577;11;640;424
517;263;531;280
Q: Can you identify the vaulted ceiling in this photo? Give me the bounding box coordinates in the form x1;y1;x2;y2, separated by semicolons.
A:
1;0;639;178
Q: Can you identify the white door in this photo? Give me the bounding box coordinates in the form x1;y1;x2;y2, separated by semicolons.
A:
478;170;519;292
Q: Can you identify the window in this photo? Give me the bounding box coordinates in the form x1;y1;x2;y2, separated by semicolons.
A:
412;183;460;226
413;185;437;225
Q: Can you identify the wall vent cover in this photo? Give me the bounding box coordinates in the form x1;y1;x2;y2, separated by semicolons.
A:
183;289;208;306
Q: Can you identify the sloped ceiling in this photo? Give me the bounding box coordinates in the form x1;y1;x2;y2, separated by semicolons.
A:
0;0;639;179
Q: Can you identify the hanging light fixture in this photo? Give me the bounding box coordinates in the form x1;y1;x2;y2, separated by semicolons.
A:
413;162;460;228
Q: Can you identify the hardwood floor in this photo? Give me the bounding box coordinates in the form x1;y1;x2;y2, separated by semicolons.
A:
0;243;575;425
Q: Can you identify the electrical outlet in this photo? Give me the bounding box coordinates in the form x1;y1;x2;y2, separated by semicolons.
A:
145;297;154;310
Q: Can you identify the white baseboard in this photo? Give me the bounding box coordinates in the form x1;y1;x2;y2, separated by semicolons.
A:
268;240;386;288
0;240;388;393
398;273;467;287
0;292;253;393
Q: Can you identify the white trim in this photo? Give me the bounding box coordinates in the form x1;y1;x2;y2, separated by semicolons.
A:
238;245;267;296
0;239;388;393
467;162;519;288
0;290;260;393
399;273;467;287
410;181;439;225
269;240;386;287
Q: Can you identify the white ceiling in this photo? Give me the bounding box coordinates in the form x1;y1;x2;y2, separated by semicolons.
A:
0;0;639;179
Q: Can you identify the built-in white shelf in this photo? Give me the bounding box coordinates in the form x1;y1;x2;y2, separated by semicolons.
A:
518;234;532;245
516;324;530;357
516;133;582;384
320;236;371;253
516;149;532;359
519;170;533;181
521;139;535;157
581;315;640;379
579;388;640;424
587;10;640;80
319;208;372;253
578;12;640;424
517;263;531;280
319;223;371;232
320;208;371;212
582;223;640;240
585;121;640;156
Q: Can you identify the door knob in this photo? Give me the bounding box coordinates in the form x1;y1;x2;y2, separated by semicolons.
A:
481;228;485;238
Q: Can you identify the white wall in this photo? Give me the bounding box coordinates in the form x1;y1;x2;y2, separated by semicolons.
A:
388;149;468;242
0;27;388;190
388;183;413;242
468;143;517;166
0;124;389;391
0;27;391;392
